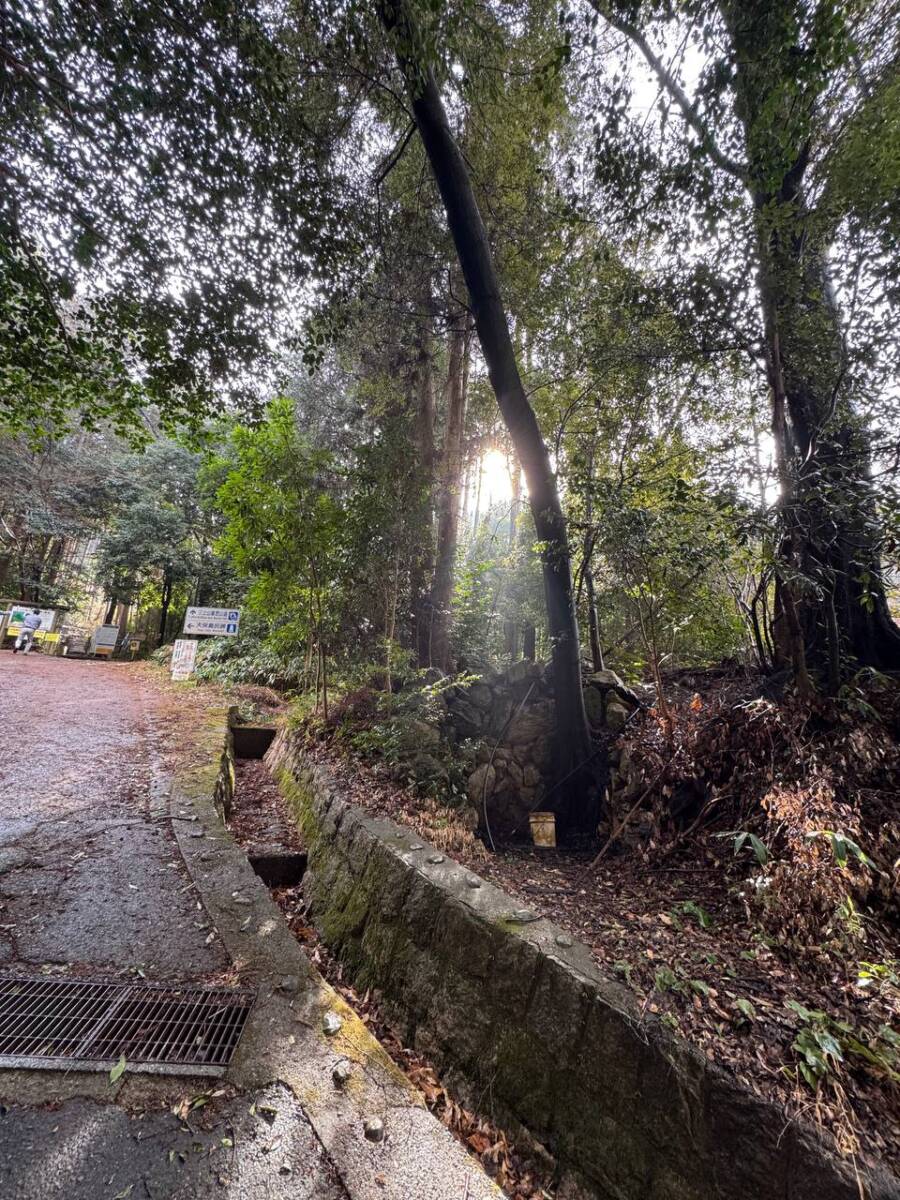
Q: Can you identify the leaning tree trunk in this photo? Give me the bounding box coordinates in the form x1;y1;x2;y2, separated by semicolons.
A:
380;0;599;832
411;302;438;666
725;2;900;678
429;313;469;672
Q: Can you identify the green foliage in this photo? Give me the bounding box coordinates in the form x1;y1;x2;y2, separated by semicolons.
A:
718;830;772;868
450;557;505;669
194;629;308;692
0;430;125;603
856;959;900;998
0;245;150;440
804;830;875;872
93;440;219;640
653;965;680;994
96;501;193;606
651;960;712;1000
211;396;346;658
675;899;714;930
734;997;757;1023
3;0;362;433
785;1000;900;1090
108;1054;127;1085
592;457;749;675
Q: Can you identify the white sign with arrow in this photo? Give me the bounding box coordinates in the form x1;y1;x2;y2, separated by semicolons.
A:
183;607;242;637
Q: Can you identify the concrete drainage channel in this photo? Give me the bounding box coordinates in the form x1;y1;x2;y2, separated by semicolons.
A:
230;724;308;889
183;709;503;1200
225;724;537;1198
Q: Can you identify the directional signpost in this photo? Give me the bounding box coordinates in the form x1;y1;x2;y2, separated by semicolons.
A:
173;607;242;680
183;607;242;637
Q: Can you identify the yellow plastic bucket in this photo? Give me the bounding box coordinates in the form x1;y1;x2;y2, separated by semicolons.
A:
529;812;556;848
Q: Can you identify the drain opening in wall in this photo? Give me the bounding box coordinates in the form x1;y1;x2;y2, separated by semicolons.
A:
248;851;307;887
231;725;276;760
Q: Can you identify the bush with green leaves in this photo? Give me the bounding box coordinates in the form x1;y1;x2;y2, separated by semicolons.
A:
194;632;308;692
785;999;900;1091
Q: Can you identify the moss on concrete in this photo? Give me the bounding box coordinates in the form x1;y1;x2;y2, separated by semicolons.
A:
267;726;895;1200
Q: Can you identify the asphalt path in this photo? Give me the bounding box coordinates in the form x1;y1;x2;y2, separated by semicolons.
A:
0;653;229;980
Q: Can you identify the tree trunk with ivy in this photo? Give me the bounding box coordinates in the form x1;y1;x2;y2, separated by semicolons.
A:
725;1;900;678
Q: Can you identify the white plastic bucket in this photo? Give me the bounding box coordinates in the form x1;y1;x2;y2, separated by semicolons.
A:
529;811;556;848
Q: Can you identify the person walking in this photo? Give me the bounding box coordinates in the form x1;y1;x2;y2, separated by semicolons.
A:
13;608;43;654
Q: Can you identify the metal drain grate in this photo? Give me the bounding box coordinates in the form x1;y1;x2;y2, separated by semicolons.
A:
0;975;256;1077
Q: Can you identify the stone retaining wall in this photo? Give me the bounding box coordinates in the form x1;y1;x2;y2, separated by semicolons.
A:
443;662;640;838
267;729;898;1200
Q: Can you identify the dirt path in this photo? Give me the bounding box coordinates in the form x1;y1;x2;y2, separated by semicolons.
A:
0;654;230;980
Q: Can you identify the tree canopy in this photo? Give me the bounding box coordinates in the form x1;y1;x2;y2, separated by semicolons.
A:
3;0;900;798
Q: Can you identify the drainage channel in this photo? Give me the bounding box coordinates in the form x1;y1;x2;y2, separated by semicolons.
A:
229;729;307;891
227;741;556;1200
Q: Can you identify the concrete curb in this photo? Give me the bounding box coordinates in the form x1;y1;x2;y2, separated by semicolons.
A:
171;706;500;1200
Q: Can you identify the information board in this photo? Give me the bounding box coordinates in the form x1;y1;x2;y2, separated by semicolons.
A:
92;624;120;649
171;638;199;680
7;607;56;632
183;607;241;637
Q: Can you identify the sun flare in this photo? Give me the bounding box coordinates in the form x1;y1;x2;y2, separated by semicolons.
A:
479;448;515;508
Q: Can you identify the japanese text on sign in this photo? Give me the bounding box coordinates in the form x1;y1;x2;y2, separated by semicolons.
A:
183;607;241;637
171;638;198;680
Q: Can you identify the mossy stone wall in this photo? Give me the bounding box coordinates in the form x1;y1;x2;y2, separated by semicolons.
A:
266;729;898;1200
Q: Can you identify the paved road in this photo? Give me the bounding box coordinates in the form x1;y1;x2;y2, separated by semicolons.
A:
0;653;229;979
0;1081;350;1200
0;650;498;1200
0;653;353;1197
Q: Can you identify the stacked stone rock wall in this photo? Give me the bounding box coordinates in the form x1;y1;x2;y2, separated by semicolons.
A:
442;663;641;839
266;729;896;1200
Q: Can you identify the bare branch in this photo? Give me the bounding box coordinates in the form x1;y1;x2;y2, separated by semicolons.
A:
372;121;417;186
586;0;747;181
